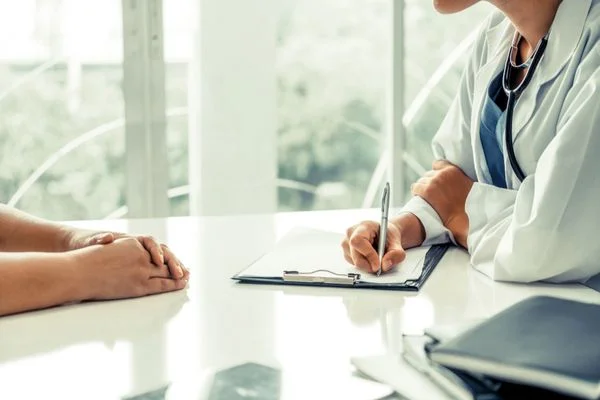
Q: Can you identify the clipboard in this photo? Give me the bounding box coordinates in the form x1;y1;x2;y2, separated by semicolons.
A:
232;227;449;291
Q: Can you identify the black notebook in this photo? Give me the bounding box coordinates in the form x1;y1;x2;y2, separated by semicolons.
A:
429;296;600;400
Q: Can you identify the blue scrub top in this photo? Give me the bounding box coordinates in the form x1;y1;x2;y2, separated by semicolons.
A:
480;72;508;188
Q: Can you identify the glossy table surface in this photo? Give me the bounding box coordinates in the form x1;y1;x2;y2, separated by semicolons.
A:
1;210;599;400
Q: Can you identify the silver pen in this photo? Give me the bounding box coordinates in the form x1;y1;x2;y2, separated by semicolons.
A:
377;182;390;276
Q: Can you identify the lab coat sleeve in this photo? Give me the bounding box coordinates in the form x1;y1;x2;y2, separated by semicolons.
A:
401;196;456;246
400;18;489;247
466;53;600;283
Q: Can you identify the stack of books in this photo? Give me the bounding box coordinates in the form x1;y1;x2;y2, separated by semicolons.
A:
402;296;600;400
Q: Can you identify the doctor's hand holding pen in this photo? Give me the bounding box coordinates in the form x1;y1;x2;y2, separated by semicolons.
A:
342;160;473;274
342;213;424;274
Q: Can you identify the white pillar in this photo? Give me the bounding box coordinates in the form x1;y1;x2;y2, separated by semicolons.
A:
122;0;170;218
188;0;277;216
388;0;406;207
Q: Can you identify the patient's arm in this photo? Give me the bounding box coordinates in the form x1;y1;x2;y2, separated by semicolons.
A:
0;204;72;252
0;252;83;316
0;238;189;317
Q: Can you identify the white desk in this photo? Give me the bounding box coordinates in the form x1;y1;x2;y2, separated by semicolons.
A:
1;210;599;400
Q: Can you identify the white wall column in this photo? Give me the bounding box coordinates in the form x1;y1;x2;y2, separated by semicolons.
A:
188;0;277;216
388;0;406;207
122;0;170;218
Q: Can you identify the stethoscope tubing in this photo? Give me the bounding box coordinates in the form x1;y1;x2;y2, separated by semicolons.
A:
501;32;549;182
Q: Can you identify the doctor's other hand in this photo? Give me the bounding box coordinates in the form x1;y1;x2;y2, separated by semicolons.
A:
69;237;189;301
342;214;425;274
411;160;473;248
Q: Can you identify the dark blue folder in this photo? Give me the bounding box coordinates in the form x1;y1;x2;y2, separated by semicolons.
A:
429;296;600;399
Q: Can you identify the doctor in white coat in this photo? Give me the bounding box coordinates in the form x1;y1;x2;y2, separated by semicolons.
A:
342;0;600;283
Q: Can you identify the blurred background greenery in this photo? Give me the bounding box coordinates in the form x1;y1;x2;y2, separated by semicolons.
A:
0;0;490;220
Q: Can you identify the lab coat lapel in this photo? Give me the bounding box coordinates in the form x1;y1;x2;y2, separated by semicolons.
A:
512;0;592;141
470;21;510;182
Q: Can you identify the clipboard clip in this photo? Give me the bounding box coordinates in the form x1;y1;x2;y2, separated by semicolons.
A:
283;269;361;285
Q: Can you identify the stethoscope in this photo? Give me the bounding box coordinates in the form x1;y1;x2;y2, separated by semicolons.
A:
502;30;549;181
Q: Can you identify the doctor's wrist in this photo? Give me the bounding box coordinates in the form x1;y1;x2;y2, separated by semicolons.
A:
446;213;469;249
391;213;425;250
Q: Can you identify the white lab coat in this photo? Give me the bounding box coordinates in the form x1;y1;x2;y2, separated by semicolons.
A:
402;0;600;283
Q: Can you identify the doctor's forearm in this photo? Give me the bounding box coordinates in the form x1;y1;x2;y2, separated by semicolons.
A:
0;204;71;252
391;213;426;250
447;214;469;249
